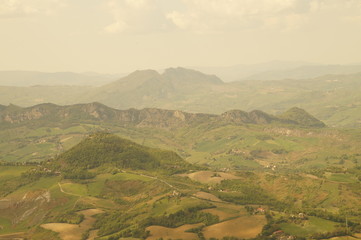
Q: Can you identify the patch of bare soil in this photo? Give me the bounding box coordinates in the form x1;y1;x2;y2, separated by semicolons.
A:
183;171;240;184
203;215;266;239
41;209;103;240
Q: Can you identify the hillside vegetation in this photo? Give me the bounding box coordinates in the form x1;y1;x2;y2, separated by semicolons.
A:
0;127;361;239
55;132;191;175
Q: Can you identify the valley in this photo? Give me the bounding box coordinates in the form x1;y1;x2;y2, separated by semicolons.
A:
3;1;361;239
0;103;360;240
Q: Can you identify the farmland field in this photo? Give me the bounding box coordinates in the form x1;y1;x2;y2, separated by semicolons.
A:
203;215;266;239
146;223;202;240
280;216;338;237
41;209;103;240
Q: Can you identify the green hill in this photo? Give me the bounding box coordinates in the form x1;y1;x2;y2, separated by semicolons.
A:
278;107;326;127
55;132;192;175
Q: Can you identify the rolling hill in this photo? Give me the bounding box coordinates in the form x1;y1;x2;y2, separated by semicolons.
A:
278;107;326;128
0;103;360;239
55;132;192;174
0;130;360;239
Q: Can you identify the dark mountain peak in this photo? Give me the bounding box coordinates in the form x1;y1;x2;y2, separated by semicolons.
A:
248;110;276;124
125;69;161;81
220;108;325;127
221;110;252;123
132;108;203;127
220;109;277;124
162;67;223;84
285;107;306;113
78;102;110;110
100;69;165;93
163;67;199;75
67;102;117;120
278;107;326;127
25;103;59;109
1;102;325;128
3;104;23;112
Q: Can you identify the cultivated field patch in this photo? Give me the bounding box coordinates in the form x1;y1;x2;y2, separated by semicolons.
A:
181;171;240;184
0;232;25;240
203;215;266;239
280;216;337;237
194;191;222;202
146;223;202;240
201;203;244;221
41;208;103;240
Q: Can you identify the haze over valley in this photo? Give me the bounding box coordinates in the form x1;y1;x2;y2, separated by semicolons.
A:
1;1;361;240
1;66;361;128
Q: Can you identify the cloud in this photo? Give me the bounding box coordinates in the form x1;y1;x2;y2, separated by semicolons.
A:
103;0;361;34
0;0;67;18
104;0;172;34
166;0;361;33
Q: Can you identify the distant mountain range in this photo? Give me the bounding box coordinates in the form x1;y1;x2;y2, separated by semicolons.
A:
194;62;361;82
0;102;325;128
0;71;123;86
0;67;360;128
3;62;361;86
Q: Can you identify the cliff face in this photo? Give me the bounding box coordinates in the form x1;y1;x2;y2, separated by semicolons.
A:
0;102;216;128
0;103;325;128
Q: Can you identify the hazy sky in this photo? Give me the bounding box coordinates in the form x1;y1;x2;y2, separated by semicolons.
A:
1;0;361;73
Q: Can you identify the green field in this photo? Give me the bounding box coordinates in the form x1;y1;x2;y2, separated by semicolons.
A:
281;216;338;237
326;173;358;183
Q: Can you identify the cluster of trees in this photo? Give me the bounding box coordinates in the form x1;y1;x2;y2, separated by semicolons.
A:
0;166;53;196
0;176;28;197
0;161;40;166
144;206;219;228
53;211;84;224
215;180;287;210
94;210;134;237
62;169;96;179
93;203;218;239
310;230;348;239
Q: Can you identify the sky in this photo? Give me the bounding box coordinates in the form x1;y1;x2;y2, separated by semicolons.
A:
1;0;361;73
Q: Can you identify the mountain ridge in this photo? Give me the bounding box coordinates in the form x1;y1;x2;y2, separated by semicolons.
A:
0;102;325;128
1;68;360;127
